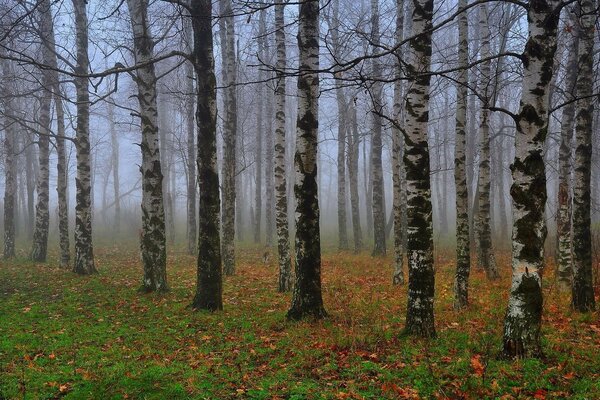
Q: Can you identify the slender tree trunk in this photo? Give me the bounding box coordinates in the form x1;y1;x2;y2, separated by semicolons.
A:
72;0;96;275
108;101;120;234
287;0;326;321
571;0;596;313
475;3;499;280
56;93;70;267
274;1;292;292
219;0;237;275
126;0;167;291
501;0;560;358
1;59;16;259
364;136;373;239
25;132;35;240
348;100;363;252
265;77;275;247
331;0;349;251
31;0;54;262
392;0;405;285
370;0;386;257
191;0;223;311
254;10;266;245
453;0;470;309
403;0;435;338
184;18;197;256
556;8;578;292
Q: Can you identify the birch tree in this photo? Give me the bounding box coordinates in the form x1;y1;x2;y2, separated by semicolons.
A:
370;0;386;257
454;0;470;309
287;0;326;321
501;0;560;358
191;0;223;311
475;3;499;280
348;99;363;252
556;7;578;291
392;0;405;285
403;0;435;337
30;0;53;262
1;59;16;259
219;0;237;275
571;0;596;313
274;1;292;292
184;18;196;256
126;0;168;291
72;0;96;275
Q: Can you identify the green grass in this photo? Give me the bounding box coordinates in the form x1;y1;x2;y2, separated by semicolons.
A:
0;245;598;399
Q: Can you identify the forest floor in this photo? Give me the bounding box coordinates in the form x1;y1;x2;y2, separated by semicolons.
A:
0;244;599;399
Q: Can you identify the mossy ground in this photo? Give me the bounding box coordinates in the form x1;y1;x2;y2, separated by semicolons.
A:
0;244;598;399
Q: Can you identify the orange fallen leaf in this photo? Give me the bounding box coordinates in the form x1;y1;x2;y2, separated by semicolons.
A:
470;354;485;377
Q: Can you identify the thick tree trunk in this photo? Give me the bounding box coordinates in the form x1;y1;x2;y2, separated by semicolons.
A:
72;0;96;275
219;0;237;275
556;9;578;292
571;0;596;313
392;0;405;285
348;100;363;252
370;0;386;257
274;2;292;292
475;3;499;280
287;0;326;321
403;0;435;338
126;0;168;291
1;59;16;259
31;0;54;262
501;0;560;358
191;0;223;311
453;0;470;309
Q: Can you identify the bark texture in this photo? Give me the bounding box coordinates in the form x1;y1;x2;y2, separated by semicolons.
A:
72;0;96;275
370;0;386;257
475;3;499;280
274;1;292;292
287;0;327;321
502;0;560;358
453;0;470;309
392;0;405;285
571;0;596;313
126;0;168;292
191;0;223;311
556;8;578;292
348;101;363;252
219;0;237;276
403;0;435;338
1;59;16;259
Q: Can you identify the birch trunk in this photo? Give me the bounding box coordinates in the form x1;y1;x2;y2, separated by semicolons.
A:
370;0;386;257
184;18;197;256
108;101;120;234
453;0;470;309
191;0;223;311
219;0;237;275
72;0;96;275
502;0;560;358
331;0;349;251
287;0;326;321
126;0;168;291
31;0;54;262
392;0;405;285
1;59;16;259
571;0;596;312
254;9;266;245
274;1;292;292
475;3;499;280
556;8;578;291
348;100;363;252
403;0;435;338
56;92;70;267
